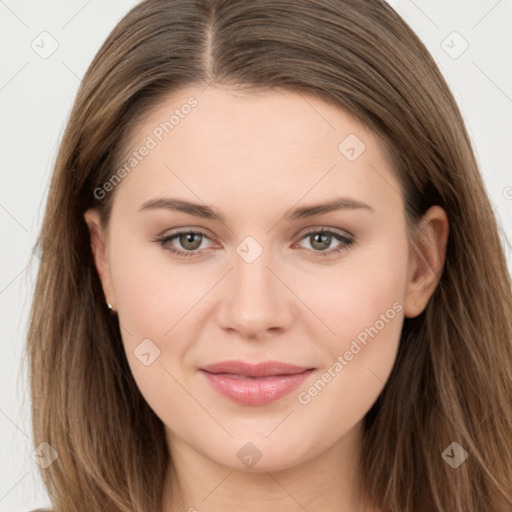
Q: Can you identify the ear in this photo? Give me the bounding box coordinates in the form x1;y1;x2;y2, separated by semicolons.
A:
83;208;116;309
404;205;449;318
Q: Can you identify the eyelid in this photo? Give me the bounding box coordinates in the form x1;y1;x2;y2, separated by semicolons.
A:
296;225;354;240
158;225;217;239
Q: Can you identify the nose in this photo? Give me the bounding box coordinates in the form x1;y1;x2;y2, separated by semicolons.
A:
216;246;295;340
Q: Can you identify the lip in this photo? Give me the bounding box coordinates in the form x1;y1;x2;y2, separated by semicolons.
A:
199;360;315;405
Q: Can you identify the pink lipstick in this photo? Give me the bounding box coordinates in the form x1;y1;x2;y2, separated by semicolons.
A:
199;360;315;405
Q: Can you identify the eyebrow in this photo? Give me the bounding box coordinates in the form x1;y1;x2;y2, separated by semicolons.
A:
138;196;374;221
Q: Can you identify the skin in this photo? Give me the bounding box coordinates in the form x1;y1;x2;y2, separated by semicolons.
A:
85;85;448;512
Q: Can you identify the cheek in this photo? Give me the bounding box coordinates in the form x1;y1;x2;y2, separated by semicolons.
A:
109;230;207;338
110;247;200;419
296;230;409;350
108;233;223;408
293;234;408;431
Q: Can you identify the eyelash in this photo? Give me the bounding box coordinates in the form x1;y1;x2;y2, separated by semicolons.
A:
154;227;355;259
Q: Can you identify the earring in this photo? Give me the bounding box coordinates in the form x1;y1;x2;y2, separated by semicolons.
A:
107;302;116;313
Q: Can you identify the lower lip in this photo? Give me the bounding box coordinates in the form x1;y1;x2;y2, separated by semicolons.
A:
200;369;314;405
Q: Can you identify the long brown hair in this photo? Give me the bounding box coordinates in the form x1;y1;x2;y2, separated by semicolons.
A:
26;0;512;510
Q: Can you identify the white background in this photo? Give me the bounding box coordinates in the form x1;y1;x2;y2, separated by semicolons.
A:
1;0;511;510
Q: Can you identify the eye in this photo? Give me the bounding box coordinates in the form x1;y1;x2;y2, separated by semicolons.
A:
155;227;355;259
294;228;354;256
155;230;216;258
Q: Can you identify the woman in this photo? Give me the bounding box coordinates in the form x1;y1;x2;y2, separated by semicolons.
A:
27;0;512;510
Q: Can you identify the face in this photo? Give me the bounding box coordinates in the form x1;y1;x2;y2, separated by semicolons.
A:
85;85;426;472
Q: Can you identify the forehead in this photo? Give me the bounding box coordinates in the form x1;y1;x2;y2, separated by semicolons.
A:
110;86;403;219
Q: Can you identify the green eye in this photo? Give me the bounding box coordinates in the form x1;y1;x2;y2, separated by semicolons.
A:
296;229;354;256
157;231;212;258
155;227;355;259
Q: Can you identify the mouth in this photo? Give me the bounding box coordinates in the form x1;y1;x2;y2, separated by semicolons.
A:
199;360;316;405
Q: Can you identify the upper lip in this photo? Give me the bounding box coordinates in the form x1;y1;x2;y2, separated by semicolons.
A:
200;360;314;378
